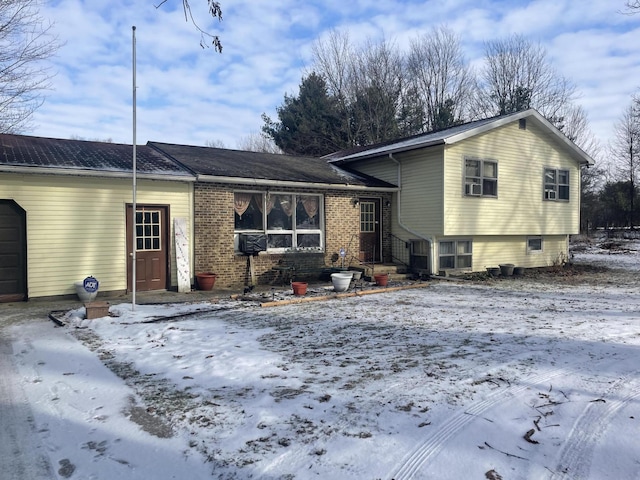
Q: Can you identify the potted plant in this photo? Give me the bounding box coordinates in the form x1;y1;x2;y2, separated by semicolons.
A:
331;272;353;292
374;273;389;286
195;272;217;290
486;267;500;277
499;264;515;276
291;281;308;296
349;269;363;281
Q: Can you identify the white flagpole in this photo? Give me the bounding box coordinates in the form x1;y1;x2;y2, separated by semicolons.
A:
132;26;137;311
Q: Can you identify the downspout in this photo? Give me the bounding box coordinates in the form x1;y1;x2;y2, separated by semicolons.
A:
388;153;437;275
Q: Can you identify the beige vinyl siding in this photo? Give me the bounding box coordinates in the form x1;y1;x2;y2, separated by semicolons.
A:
0;173;193;298
348;157;398;185
394;148;444;236
351;148;444;238
443;121;581;236
466;235;568;271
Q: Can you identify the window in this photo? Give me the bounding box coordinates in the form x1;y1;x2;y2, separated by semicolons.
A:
135;210;161;251
439;240;472;269
544;168;569;201
527;237;543;253
410;239;430;271
234;192;323;251
465;159;497;197
360;201;376;233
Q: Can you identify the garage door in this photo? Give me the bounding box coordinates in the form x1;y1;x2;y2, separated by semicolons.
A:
0;200;27;302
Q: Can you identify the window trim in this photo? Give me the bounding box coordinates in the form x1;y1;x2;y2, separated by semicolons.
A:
527;236;543;254
438;239;473;270
544;168;570;201
234;191;325;253
464;158;498;198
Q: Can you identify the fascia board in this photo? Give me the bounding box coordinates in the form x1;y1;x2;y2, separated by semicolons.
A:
196;174;398;192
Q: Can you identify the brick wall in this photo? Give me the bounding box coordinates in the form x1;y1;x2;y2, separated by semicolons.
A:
193;183;391;288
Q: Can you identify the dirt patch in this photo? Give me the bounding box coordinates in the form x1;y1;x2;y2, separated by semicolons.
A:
123;397;174;438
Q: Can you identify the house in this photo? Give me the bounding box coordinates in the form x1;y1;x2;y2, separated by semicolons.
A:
0;134;195;301
0;134;396;301
147;143;397;288
325;109;595;276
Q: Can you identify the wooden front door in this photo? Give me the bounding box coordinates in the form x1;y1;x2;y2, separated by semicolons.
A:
126;205;168;292
0;200;27;302
359;198;381;263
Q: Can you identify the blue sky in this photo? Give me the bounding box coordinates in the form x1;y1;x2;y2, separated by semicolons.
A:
30;0;640;157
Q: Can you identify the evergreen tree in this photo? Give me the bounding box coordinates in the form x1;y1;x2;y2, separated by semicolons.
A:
261;73;346;156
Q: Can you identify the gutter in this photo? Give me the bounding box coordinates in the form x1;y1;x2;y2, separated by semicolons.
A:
388;153;437;274
0;165;195;182
196;174;398;192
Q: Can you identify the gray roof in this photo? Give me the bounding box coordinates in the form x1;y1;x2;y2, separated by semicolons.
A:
0;134;192;178
148;142;397;189
326;109;595;166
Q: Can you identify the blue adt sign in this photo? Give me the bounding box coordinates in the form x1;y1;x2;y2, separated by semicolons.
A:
83;276;99;293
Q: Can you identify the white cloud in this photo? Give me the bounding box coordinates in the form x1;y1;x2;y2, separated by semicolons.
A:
25;0;640;158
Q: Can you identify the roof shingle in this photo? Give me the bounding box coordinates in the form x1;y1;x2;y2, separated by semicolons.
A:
0;134;191;177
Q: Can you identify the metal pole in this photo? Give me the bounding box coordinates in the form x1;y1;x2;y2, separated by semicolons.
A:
132;26;137;311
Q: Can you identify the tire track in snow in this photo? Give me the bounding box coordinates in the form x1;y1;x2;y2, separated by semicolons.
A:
548;373;640;479
386;367;567;480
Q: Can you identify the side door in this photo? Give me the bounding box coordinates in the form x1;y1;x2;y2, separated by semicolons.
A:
0;200;27;302
359;198;381;263
126;205;168;292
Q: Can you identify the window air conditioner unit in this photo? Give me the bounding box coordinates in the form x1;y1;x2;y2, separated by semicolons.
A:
466;183;482;195
545;190;556;200
239;233;267;254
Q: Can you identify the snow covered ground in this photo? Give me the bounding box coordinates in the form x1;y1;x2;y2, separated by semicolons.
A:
7;237;640;479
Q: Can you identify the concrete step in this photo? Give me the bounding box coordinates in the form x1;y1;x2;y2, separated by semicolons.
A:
352;263;412;280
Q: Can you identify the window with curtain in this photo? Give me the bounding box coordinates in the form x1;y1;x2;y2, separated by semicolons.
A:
234;193;263;230
234;192;324;251
439;239;472;269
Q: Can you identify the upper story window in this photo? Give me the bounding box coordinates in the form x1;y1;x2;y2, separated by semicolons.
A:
465;159;497;197
544;168;569;201
234;192;324;251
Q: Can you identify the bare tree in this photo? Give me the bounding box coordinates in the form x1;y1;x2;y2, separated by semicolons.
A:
406;26;475;131
609;97;640;226
350;38;404;145
236;132;282;153
205;138;225;148
623;1;640;12
476;34;575;127
310;31;407;146
310;30;357;144
556;104;601;159
0;0;59;133
156;0;222;51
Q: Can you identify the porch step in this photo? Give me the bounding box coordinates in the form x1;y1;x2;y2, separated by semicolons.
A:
354;263;412;281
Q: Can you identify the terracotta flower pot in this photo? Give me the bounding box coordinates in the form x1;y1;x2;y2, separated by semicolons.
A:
374;273;389;286
291;281;308;296
196;272;217;291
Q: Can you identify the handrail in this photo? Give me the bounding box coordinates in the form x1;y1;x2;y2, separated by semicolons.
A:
389;233;410;267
